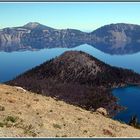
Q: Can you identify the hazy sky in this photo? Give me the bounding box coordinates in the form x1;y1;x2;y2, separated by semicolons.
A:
0;2;140;31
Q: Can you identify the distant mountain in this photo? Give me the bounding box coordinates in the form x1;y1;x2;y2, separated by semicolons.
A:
89;23;140;54
0;22;87;51
1;22;140;54
22;22;54;30
7;51;140;114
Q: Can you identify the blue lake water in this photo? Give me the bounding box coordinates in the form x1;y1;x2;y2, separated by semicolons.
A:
1;44;140;83
113;86;140;123
0;44;140;123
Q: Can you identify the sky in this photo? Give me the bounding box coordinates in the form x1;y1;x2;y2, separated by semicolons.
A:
0;2;140;31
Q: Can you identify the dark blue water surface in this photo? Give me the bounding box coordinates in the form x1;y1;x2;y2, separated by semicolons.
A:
0;44;140;123
113;86;140;123
0;48;68;82
1;44;140;83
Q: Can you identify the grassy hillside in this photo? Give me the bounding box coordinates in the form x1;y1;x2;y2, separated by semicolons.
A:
0;84;140;137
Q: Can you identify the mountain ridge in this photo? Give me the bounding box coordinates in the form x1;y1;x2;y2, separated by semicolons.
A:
1;22;140;32
1;22;140;54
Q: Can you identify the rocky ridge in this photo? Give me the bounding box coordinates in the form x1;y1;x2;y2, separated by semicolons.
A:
1;22;140;54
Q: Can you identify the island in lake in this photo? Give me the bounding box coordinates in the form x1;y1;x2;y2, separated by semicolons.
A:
7;51;140;115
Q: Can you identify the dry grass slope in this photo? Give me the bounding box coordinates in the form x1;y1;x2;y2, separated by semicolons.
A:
0;84;140;137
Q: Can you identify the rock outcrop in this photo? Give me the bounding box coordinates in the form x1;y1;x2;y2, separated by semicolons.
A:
96;107;108;116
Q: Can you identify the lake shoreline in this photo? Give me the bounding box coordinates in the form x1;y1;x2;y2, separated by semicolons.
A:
112;84;140;124
109;83;140;118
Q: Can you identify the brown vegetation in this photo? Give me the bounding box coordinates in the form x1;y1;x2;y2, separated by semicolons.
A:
7;51;140;115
